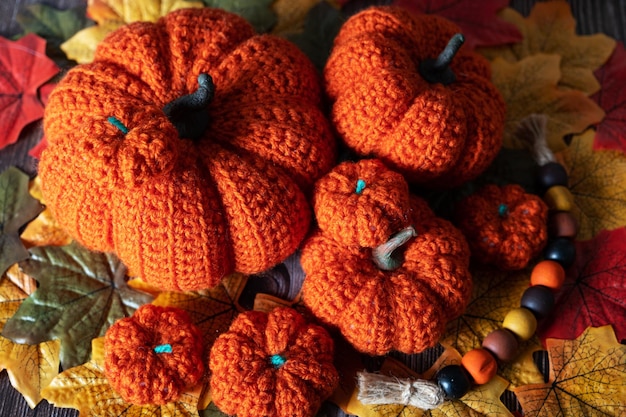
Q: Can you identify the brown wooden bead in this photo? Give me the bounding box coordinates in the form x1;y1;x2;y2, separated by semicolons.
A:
482;329;519;362
521;285;555;318
461;348;498;385
503;307;537;341
543;186;574;211
538;162;568;191
548;211;578;238
530;260;566;290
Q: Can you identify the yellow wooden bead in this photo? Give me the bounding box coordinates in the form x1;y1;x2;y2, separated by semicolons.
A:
543;186;574;211
502;307;537;341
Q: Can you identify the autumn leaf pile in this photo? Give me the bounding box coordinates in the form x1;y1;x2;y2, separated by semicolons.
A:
1;1;626;417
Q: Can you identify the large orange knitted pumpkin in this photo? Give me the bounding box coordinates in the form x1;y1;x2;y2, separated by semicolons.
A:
301;160;472;355
324;6;505;187
40;8;336;291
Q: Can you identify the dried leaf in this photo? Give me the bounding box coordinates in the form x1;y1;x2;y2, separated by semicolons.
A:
591;42;626;153
515;325;626;417
393;0;522;50
0;167;44;276
562;130;626;240
1;242;153;369
0;34;59;150
272;0;321;36
479;2;616;94
491;54;605;152
201;0;277;33
538;228;626;344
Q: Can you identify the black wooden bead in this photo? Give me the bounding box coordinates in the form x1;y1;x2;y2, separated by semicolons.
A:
521;285;555;318
544;237;576;268
538;162;568;191
435;365;472;399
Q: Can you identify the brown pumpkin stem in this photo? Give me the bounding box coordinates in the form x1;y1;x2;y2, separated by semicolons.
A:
419;33;465;85
372;226;417;271
163;73;215;141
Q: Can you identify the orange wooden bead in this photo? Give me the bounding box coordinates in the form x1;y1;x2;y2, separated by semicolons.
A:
461;348;498;385
502;307;537;341
530;260;566;290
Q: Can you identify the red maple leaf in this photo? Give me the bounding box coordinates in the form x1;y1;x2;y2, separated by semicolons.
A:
591;42;626;153
393;0;522;50
537;227;626;345
0;33;58;151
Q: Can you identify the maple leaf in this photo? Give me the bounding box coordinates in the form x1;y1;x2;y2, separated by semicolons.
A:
479;2;616;95
393;0;522;50
515;326;626;417
201;0;277;33
0;34;59;150
61;0;204;64
1;242;153;370
537;228;626;345
591;42;626;153
562;130;626;240
491;54;605;152
272;0;321;36
0;167;44;276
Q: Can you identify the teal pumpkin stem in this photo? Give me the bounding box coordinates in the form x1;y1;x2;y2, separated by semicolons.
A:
419;33;465;85
355;179;367;194
269;354;287;368
107;116;129;134
498;203;509;217
372;226;417;271
163;73;215;141
153;344;173;354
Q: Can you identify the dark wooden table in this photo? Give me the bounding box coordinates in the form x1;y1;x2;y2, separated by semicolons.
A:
1;0;624;416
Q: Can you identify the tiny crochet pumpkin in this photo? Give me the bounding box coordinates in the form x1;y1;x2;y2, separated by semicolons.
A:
324;6;505;187
104;304;204;405
209;307;339;417
301;160;472;355
455;184;549;270
40;8;336;291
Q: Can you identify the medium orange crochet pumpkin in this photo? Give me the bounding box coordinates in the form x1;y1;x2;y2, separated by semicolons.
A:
324;6;505;187
301;160;472;355
209;307;339;417
455;184;548;270
40;8;336;291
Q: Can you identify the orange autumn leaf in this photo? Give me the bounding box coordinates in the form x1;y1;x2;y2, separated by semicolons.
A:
491;54;605;152
515;325;626;417
562;129;626;240
479;2;615;95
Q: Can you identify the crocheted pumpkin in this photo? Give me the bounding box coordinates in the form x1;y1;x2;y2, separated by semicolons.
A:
324;6;505;187
301;160;472;355
104;304;204;405
40;8;336;291
209;307;339;417
455;184;548;270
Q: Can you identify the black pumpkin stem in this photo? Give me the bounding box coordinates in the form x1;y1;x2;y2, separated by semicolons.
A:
163;73;215;141
372;226;417;271
419;33;465;85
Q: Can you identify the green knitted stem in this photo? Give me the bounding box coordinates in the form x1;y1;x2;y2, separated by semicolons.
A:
372;226;417;271
163;73;214;141
419;33;465;85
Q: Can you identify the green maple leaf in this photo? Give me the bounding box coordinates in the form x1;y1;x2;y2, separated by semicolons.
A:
0;167;43;276
201;0;277;33
1;242;153;369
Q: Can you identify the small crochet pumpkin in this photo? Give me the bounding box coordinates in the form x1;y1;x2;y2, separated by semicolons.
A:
209;307;339;417
40;8;336;291
324;6;505;187
104;304;205;405
455;184;549;270
301;160;472;355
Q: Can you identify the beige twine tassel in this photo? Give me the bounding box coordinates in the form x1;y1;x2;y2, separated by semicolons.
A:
515;113;555;165
357;371;445;410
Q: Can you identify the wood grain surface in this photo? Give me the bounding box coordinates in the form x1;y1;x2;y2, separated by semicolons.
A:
0;1;624;416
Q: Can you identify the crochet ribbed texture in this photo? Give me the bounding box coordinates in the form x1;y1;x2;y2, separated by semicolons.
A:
209;307;339;417
40;7;336;291
455;184;549;270
104;304;205;405
301;160;472;355
324;6;505;187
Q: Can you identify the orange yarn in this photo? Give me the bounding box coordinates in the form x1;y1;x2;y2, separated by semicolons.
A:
40;8;336;291
324;6;505;187
104;304;204;405
301;160;472;355
455;184;549;270
209;307;338;417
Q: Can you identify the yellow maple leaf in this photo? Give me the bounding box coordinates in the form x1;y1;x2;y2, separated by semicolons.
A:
514;325;626;416
561;129;626;240
272;0;321;35
491;54;605;152
61;0;203;63
479;2;615;95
